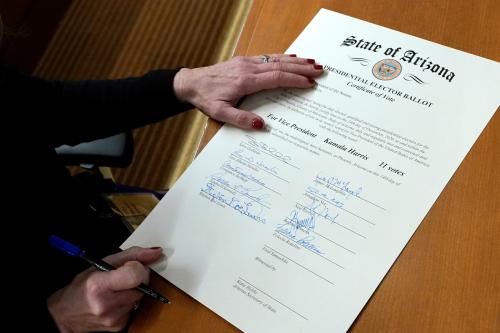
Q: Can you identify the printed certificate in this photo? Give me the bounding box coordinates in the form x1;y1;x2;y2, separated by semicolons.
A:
122;9;499;332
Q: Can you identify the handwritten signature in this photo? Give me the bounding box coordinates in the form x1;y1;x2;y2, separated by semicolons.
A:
245;135;292;162
210;173;270;205
291;209;315;232
303;198;339;224
200;183;266;224
222;161;266;187
275;209;324;254
306;186;344;208
315;172;363;197
231;149;279;175
275;224;324;255
276;212;314;237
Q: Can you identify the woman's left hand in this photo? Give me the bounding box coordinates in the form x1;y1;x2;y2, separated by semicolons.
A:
173;54;323;130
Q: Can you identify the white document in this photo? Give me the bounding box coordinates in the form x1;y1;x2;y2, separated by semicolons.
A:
122;9;499;333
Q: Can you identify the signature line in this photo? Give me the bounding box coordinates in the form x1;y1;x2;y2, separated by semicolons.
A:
283;219;356;254
209;180;270;209
264;244;335;286
296;203;367;239
315;177;385;210
306;191;376;226
230;153;290;183
238;277;308;320
276;231;345;269
241;142;301;170
221;166;281;195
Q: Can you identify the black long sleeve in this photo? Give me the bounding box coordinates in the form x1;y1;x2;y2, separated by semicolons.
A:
2;64;193;332
2;65;193;146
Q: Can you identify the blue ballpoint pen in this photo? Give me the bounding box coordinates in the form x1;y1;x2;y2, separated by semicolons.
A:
49;235;170;304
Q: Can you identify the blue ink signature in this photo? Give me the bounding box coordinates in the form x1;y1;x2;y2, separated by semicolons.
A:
222;161;266;187
255;160;278;175
275;224;324;255
246;135;292;162
276;209;315;237
289;209;316;232
275;209;323;255
231;149;279;175
296;236;323;254
200;183;266;224
304;198;339;224
315;173;363;197
306;186;344;208
210;173;270;205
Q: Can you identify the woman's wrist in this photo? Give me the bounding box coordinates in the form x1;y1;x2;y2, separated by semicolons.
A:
173;67;195;104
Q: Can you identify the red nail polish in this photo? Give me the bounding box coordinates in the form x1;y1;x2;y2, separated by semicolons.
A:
308;77;316;84
288;54;297;57
150;247;161;250
314;64;323;70
307;59;315;64
252;119;264;130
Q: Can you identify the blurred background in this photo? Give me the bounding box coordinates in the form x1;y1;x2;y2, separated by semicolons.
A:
0;0;252;190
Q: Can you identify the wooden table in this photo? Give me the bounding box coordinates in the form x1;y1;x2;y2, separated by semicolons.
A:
130;1;500;332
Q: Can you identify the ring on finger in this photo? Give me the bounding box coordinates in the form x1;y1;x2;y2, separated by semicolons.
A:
260;54;272;63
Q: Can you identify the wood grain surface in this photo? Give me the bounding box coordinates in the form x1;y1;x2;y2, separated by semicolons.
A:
130;1;499;332
34;0;252;191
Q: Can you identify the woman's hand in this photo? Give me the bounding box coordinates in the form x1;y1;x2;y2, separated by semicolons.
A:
47;246;163;333
173;54;323;130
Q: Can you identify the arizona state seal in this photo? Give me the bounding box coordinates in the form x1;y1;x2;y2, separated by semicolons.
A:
372;59;402;81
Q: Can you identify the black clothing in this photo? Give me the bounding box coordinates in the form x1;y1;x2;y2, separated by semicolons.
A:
2;65;192;331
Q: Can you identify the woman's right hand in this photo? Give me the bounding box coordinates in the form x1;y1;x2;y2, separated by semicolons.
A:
47;246;163;332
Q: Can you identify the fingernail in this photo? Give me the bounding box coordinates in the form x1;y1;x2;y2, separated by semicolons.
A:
314;64;323;70
150;246;162;250
308;77;316;84
252;118;264;130
288;54;297;57
307;59;315;64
